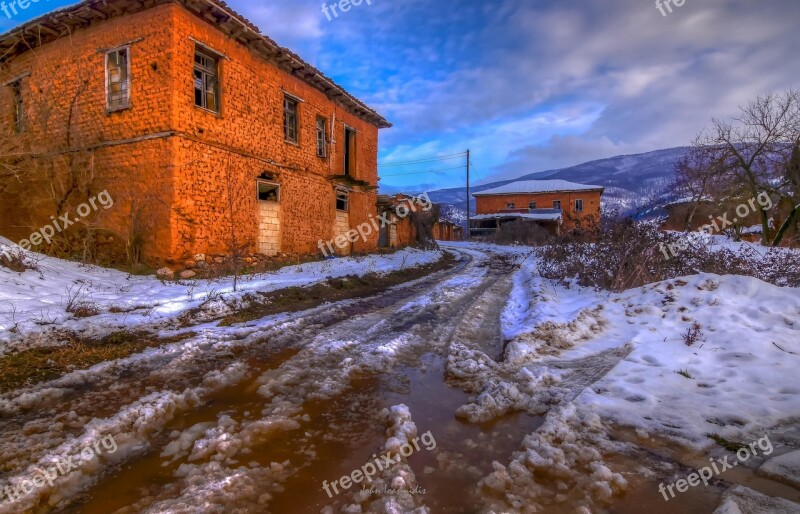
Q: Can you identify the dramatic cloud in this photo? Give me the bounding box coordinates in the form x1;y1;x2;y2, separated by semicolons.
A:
7;0;799;189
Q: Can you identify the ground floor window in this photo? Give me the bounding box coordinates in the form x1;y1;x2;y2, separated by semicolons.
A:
336;189;350;212
575;199;584;212
257;181;280;202
553;200;562;210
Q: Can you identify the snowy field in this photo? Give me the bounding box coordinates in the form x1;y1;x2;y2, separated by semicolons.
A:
0;236;444;351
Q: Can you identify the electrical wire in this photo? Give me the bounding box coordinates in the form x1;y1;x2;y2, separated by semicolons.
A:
381;165;466;177
378;152;468;168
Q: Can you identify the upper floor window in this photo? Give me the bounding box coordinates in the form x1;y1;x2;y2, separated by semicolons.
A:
506;202;516;209
284;96;298;144
344;127;357;175
106;47;131;111
316;116;327;157
529;201;537;210
11;80;23;133
575;199;584;212
553;200;562;210
194;49;220;113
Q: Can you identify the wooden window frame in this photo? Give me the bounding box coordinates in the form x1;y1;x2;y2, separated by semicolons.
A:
575;199;584;212
344;126;357;176
529;201;537;210
194;48;221;114
506;202;516;209
11;80;23;133
553;200;562;210
336;188;350;212
284;96;299;145
105;46;131;112
257;181;281;203
316;116;327;157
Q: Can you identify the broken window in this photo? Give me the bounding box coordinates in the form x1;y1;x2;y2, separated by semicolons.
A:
553;200;562;210
284;96;298;144
194;49;220;113
11;80;23;133
106;47;130;110
344;127;357;175
575;199;584;212
529;201;537;210
336;189;349;212
316;116;327;157
257;181;280;202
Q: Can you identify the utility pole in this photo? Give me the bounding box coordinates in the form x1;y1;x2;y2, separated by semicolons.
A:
466;149;470;241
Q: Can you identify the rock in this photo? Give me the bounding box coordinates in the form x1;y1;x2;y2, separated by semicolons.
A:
180;270;197;279
157;267;174;280
196;260;208;269
184;260;196;269
214;257;225;264
194;254;206;262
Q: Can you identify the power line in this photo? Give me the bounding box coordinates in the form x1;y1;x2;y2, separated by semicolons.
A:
381;165;466;177
379;152;468;168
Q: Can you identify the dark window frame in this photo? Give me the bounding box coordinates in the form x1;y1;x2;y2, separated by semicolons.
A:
553;200;562;210
257;181;281;203
575;199;584;212
344;126;357;176
529;201;537;210
105;46;131;112
336;189;350;212
194;48;220;114
506;202;516;209
284;96;299;144
11;80;23;133
316;116;327;157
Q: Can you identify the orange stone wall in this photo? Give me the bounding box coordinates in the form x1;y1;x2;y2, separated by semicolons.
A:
0;3;384;264
475;191;603;229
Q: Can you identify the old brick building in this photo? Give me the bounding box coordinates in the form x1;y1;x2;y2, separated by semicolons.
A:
0;0;391;265
470;179;604;237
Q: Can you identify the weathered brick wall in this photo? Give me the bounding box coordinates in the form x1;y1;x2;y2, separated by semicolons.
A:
476;191;603;229
0;3;386;263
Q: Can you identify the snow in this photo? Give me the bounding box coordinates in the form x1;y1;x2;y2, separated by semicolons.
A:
502;259;800;449
713;486;800;514
0;236;444;351
472;179;604;196
757;450;800;489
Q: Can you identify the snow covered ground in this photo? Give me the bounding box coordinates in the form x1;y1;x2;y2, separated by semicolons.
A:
502;254;800;449
0;236;444;351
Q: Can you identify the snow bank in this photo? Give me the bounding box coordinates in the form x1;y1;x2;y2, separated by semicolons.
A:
478;404;628;512
713;485;800;514
0;241;444;350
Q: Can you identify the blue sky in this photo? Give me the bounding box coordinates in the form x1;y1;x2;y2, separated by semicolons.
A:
3;0;799;191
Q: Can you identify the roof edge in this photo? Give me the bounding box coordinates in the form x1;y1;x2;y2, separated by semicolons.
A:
0;0;392;129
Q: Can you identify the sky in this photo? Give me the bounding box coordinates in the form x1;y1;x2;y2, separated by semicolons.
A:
2;0;799;191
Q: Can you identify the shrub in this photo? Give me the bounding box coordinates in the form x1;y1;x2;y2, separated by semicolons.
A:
537;218;800;291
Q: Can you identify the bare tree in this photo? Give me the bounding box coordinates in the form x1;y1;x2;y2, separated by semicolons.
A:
689;89;800;245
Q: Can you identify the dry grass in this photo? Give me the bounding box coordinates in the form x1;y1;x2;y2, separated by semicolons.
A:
0;330;196;394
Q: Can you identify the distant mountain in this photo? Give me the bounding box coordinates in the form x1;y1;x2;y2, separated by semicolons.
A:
383;147;690;223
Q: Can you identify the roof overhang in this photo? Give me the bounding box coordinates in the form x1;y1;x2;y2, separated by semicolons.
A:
0;0;392;129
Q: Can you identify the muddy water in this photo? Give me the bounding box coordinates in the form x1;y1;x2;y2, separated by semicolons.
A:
42;248;794;514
